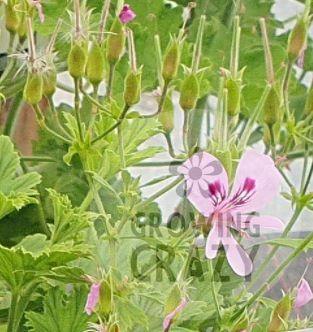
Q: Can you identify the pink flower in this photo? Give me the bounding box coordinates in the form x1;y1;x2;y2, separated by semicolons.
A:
163;297;188;331
295;278;313;308
31;0;45;23
119;4;136;24
178;149;284;276
85;283;101;315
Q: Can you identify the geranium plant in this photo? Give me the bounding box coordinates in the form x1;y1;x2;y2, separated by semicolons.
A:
0;0;312;331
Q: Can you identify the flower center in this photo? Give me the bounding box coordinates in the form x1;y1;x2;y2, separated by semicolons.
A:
189;167;203;180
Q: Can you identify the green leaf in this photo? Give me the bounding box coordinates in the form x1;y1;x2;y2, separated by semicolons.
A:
25;286;89;332
0;136;41;219
263;238;313;252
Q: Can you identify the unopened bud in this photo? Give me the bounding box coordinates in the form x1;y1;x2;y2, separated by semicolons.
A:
268;294;292;332
179;74;199;111
158;93;174;133
5;1;20;33
23;71;43;105
67;41;87;79
287;18;308;62
124;71;141;106
162;39;180;82
99;280;113;315
263;86;280;126
107;18;126;64
86;41;105;85
43;68;57;97
226;78;241;116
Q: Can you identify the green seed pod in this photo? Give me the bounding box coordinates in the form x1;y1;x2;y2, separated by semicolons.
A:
99;280;113;315
5;1;20;33
67;41;87;79
162;39;180;82
23;72;43;105
158;93;174;133
17;14;27;43
287;18;307;62
263;86;280;126
107;18;126;64
226;78;240;116
163;284;181;316
179;74;199;111
86;41;105;85
124;71;141;106
268;294;293;332
43;68;57;97
304;88;313;115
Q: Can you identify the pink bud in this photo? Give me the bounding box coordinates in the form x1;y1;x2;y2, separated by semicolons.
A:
85;283;101;315
294;278;313;309
119;4;136;24
163;298;188;331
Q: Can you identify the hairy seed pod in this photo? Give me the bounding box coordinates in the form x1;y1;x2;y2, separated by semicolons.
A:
86;41;105;85
179;74;199;111
99;280;113;315
268;294;293;332
124;71;141;106
23;72;43;105
17;14;27;43
263;86;280;126
5;2;20;33
164;284;181;315
107;18;125;64
43;68;57;97
67;41;87;79
158;93;174;133
287;18;307;62
162;39;180;82
226;78;241;116
108;323;120;332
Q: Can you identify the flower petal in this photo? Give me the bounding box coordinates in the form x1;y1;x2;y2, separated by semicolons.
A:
85;283;101;315
163;298;188;331
295;278;313;308
230;149;281;213
205;223;222;259
234;215;284;232
178;151;229;217
221;230;253;276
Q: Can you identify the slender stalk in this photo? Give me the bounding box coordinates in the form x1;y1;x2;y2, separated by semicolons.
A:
260;18;275;84
164;133;183;159
27;17;36;63
302;159;313;194
142;81;169;118
132;160;184;167
3;92;23;137
183;111;190;153
191;15;205;73
282;61;293;120
106;63;116;99
154;35;164;88
135;176;183;210
230;16;241;78
208;260;222;320
269;124;276;160
89;84;100;129
300;144;309;191
118;125;125;169
74;78;84;141
21;156;55;163
81;90;112;117
98;0;111;44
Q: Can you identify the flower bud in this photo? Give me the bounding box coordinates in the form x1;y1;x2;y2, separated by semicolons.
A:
162;39;180;83
226;78;240;116
106;18;126;64
43;68;57;97
5;1;20;33
179;74;199;111
98;280;113;315
268;294;292;332
287;18;308;62
124;71;141;106
23;72;43;105
86;41;105;85
158;93;174;133
263;86;280;126
67;41;87;79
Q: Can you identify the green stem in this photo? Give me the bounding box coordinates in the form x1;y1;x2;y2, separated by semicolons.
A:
81;90;112;117
269;124;276;160
282;61;293;120
300;144;309;191
118;124;125;169
183;111;190;153
131;160;184;167
164;133;184;159
106;63;115;100
142;81;169;118
21;156;56;163
135;176;183;210
208;260;222;321
74;78;84;142
302;159;313;194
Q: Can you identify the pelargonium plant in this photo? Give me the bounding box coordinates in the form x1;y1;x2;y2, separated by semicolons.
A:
0;0;312;331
